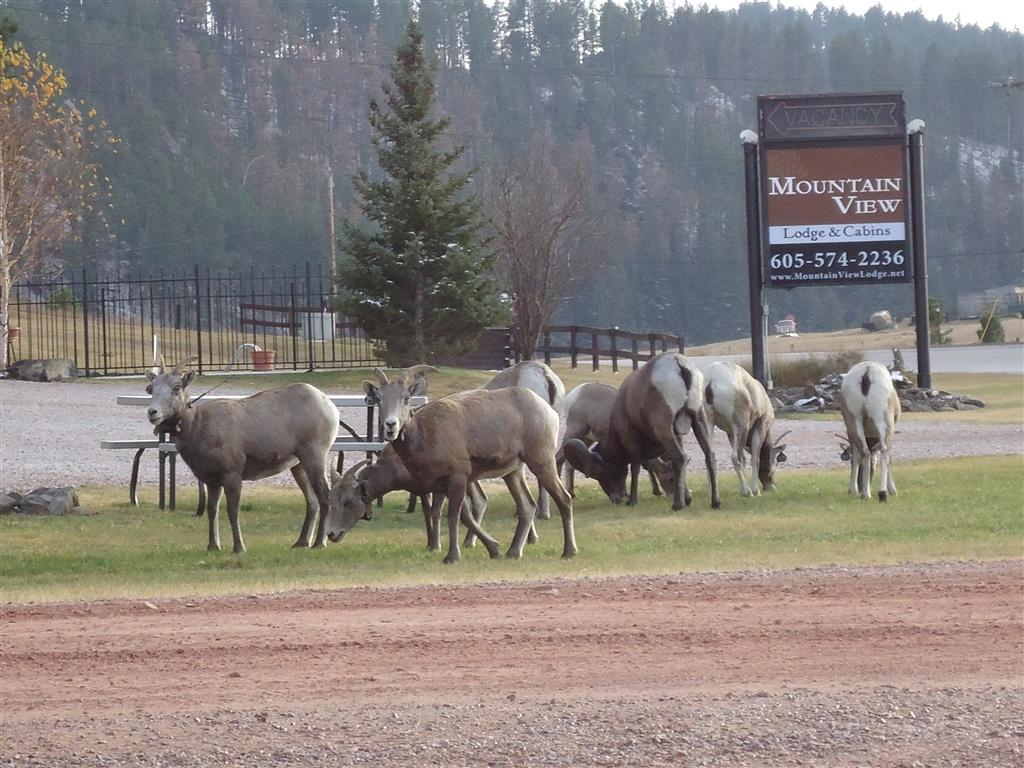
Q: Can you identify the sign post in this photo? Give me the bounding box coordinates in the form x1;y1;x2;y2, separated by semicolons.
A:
743;92;930;388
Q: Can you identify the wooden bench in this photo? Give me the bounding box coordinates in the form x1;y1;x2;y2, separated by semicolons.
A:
102;393;426;511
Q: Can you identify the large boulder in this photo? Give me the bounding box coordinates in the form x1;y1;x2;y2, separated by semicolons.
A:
869;310;895;331
6;358;78;381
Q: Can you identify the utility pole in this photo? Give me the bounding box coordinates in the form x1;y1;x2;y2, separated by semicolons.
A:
326;159;336;298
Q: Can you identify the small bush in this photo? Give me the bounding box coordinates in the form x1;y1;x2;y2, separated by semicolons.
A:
741;351;862;388
978;305;1005;343
928;297;952;345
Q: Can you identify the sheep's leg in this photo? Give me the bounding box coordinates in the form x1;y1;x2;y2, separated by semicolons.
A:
535;484;550;521
664;412;692;510
505;469;538;559
690;409;721;509
223;476;246;555
627;461;641;506
463;482;488;548
747;423;766;496
289;465;318;549
205;483;223;551
195;480;206;517
530;458;576;559
426;493;444;551
647;464;663;497
882;434;897;499
444;478;500;564
419;494;435;549
306;459;333;548
730;428;753;497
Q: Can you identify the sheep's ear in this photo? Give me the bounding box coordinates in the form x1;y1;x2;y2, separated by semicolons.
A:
181;371;196;388
563;439;602;479
362;380;380;403
776;447;788;464
330;470;343;488
146;370;158;382
408;374;429;397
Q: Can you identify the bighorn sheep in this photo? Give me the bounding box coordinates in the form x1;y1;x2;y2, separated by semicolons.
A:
837;360;900;501
368;365;576;564
483;360;565;520
144;356;338;553
324;448;525;550
704;362;789;497
563;351;720;510
557;382;669;504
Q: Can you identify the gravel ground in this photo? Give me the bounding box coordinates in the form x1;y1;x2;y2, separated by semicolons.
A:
2;560;1022;767
2;378;1021;492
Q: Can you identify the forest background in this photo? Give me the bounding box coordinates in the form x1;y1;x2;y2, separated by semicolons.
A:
3;0;1022;345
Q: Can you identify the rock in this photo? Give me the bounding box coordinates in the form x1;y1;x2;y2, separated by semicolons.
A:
7;487;92;516
1;490;22;514
6;358;77;382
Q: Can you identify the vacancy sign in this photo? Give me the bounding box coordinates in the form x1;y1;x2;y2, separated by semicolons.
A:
758;94;912;287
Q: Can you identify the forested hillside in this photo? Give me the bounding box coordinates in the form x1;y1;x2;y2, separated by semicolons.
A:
4;0;1022;343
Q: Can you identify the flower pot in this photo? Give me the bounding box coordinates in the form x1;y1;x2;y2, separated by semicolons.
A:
7;327;20;342
252;349;276;371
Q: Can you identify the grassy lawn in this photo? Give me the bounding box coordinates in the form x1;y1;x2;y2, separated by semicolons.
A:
1;456;1020;604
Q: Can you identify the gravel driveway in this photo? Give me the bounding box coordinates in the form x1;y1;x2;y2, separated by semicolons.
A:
1;378;1021;492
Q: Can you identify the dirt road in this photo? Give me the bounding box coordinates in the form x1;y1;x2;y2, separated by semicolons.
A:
1;560;1021;767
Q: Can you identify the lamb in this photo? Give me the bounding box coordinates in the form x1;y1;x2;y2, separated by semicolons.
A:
144;356;338;553
482;360;565;520
837;360;901;501
563;351;720;510
369;365;576;564
703;361;789;497
556;382;670;504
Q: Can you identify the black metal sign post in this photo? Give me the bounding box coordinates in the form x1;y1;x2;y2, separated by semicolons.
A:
742;92;931;388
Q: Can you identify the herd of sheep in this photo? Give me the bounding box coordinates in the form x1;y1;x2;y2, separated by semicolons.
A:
143;352;901;561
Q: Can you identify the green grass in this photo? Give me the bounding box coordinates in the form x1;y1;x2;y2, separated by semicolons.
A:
2;456;1021;604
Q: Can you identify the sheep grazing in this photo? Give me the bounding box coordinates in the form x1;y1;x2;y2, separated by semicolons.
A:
144;356;338;553
482;360;565;520
324;448;526;551
704;361;789;497
563;351;720;510
557;382;669;504
837;360;901;502
368;365;575;564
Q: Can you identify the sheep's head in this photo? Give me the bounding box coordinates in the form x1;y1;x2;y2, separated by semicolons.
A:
563;439;629;504
144;355;197;430
325;460;373;542
364;365;436;442
758;429;790;490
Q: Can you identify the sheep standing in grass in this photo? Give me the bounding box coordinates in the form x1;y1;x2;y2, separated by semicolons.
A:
557;382;669;504
145;358;338;553
704;361;789;497
838;361;900;501
563;351;720;510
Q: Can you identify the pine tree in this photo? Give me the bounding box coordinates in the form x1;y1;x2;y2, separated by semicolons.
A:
337;19;504;367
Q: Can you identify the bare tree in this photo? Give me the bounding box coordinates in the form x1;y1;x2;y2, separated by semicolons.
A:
489;133;597;361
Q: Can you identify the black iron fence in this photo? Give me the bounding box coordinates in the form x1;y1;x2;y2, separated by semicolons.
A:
6;263;383;376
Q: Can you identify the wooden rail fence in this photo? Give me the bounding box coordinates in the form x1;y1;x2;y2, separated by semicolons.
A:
516;325;685;372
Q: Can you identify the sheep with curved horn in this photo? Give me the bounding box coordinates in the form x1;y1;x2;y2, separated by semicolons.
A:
366;365;575;564
144;357;339;553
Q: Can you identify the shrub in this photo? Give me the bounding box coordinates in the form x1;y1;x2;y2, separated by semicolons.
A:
48;287;77;308
741;351;863;388
928;297;952;345
978;304;1005;343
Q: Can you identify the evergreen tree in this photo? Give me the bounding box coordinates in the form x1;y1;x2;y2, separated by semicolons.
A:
337;19;504;367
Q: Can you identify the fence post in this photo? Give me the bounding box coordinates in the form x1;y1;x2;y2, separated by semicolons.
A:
677;334;685;354
194;265;203;374
305;262;315;371
610;327;619;373
570;326;578;369
631;336;639;370
648;333;656;364
81;268;91;377
591;332;599;371
543;329;551;366
290;283;299;370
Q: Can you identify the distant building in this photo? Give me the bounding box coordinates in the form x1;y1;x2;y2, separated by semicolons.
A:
956;285;1024;318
